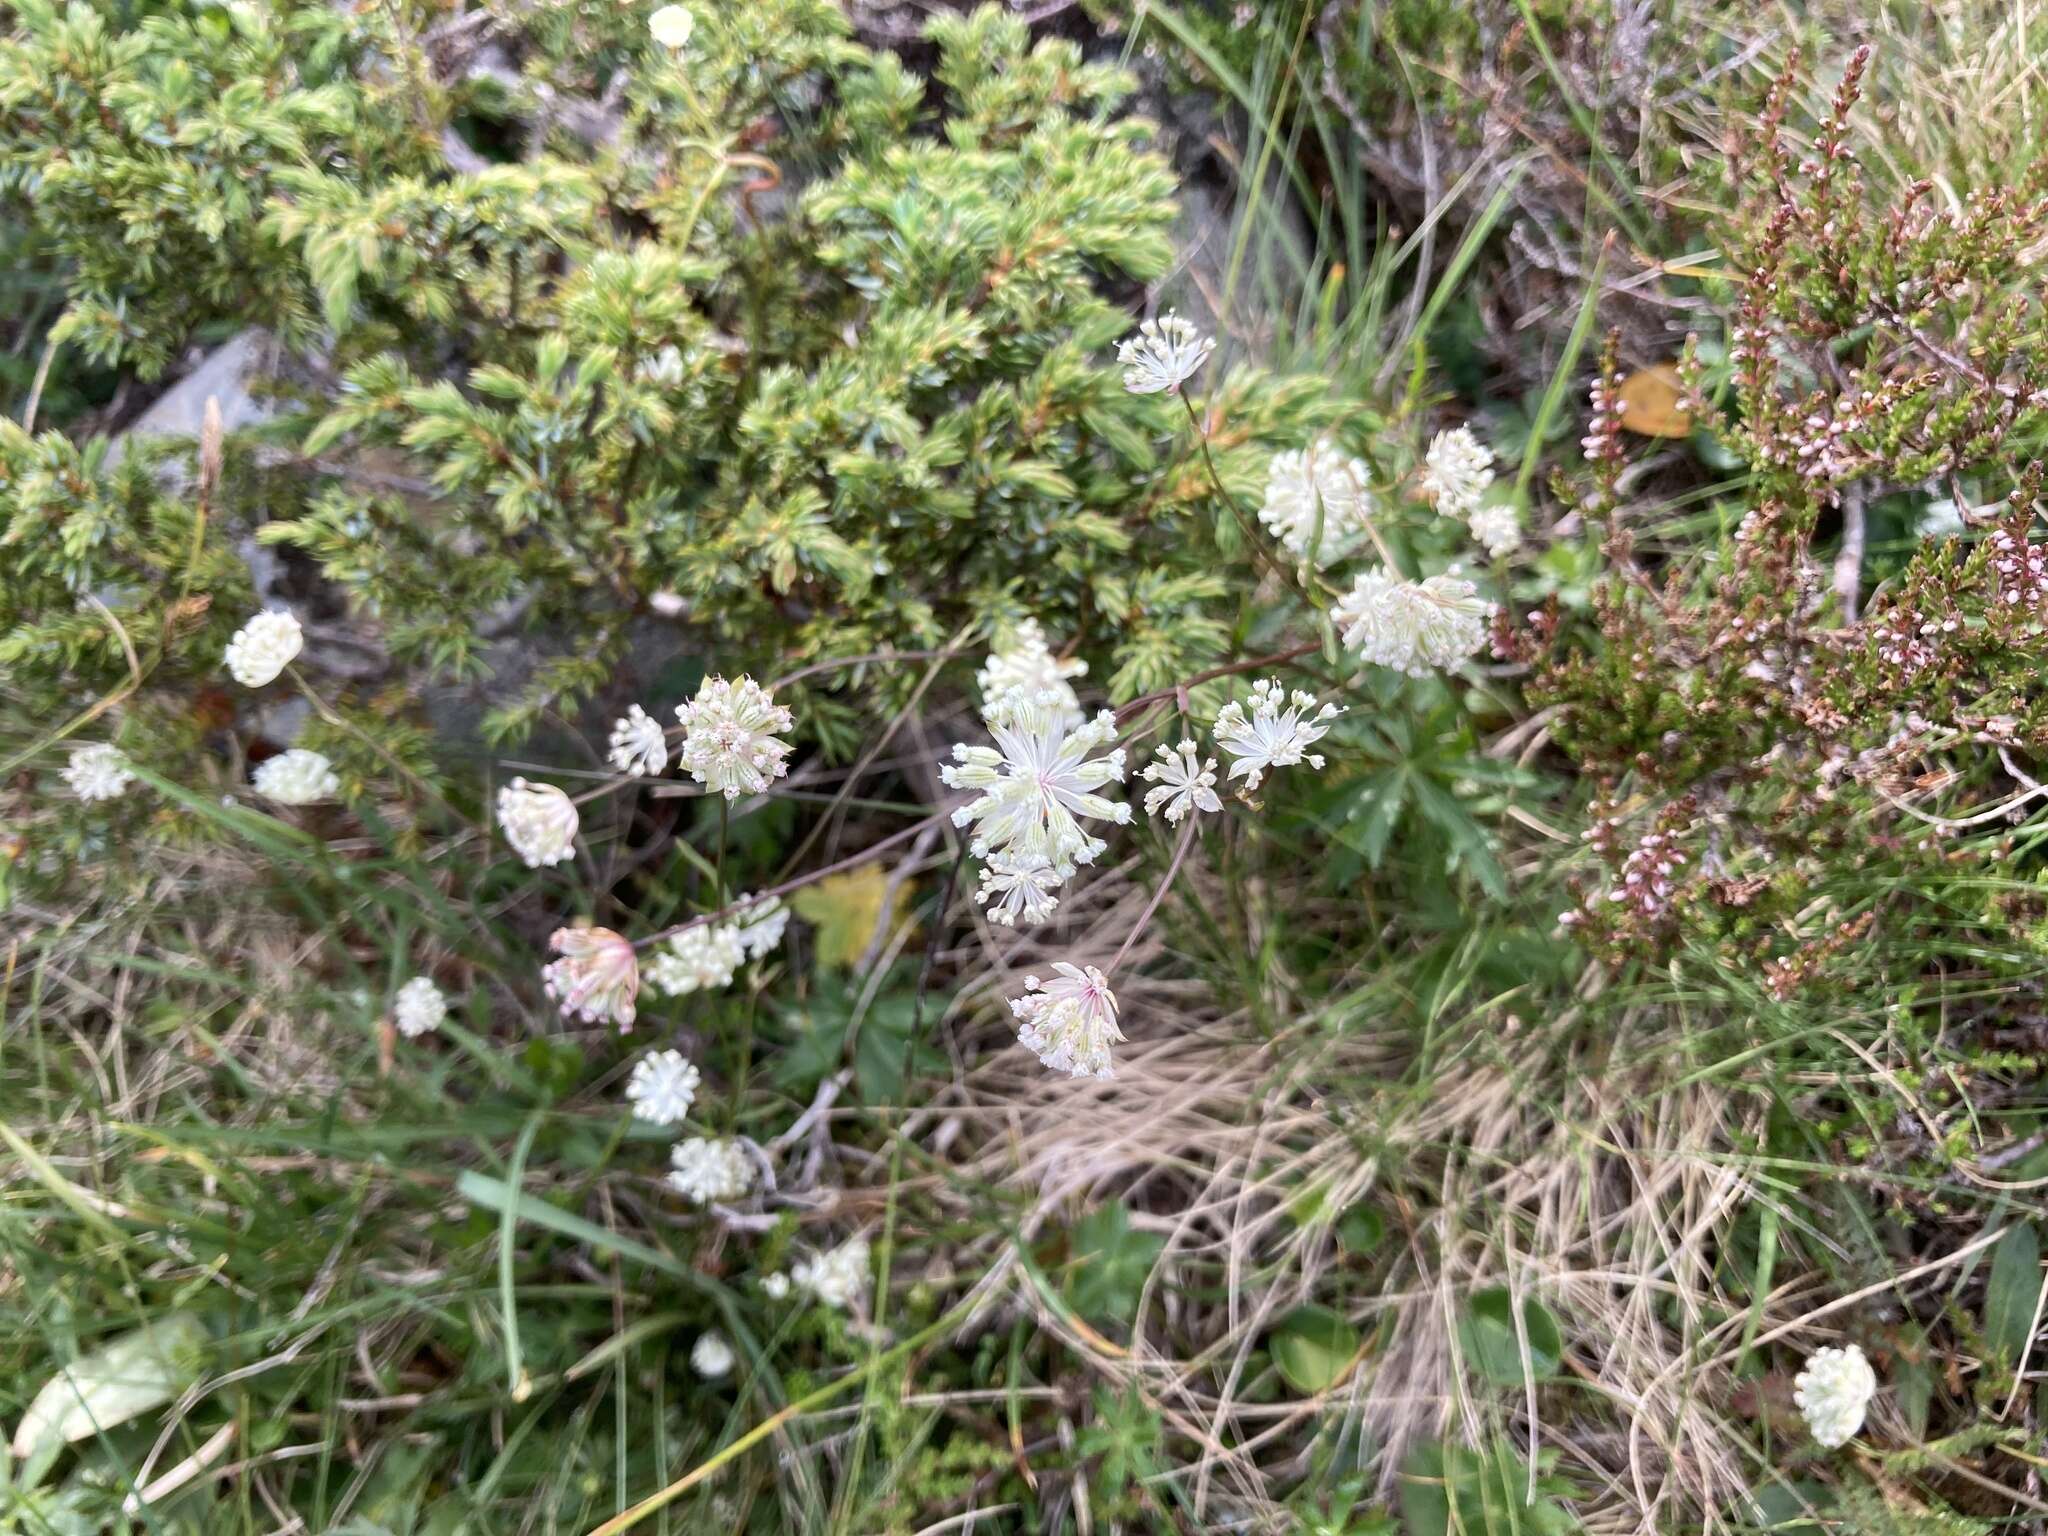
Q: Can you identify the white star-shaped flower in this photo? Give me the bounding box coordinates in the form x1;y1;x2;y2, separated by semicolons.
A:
1211;680;1343;794
1140;740;1222;824
608;704;669;777
941;690;1130;873
625;1048;700;1125
63;743;134;803
1117;312;1214;396
223;610;302;688
1011;962;1123;1079
1794;1344;1876;1449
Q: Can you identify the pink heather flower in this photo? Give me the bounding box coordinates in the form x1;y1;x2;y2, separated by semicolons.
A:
542;925;640;1030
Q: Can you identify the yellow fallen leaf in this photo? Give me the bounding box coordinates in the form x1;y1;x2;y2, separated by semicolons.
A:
790;864;916;969
1617;363;1694;438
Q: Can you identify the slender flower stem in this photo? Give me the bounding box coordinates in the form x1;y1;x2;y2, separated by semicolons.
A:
1179;393;1345;603
1106;813;1199;977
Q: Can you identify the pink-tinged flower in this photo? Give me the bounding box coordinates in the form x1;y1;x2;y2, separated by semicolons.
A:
1010;962;1123;1079
675;675;794;800
542;924;640;1030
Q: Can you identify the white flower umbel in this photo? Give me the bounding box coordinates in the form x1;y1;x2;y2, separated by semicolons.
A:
979;618;1088;726
1117;312;1214;396
1011;962;1123;1079
648;3;694;49
1466;498;1521;560
1794;1344;1876;1449
542;925;640;1029
608;704;669;777
1331;568;1492;678
498;778;579;867
668;1137;754;1205
644;923;745;997
223;609;302;688
1212;679;1342;794
690;1331;734;1380
976;849;1063;927
729;892;789;960
942;690;1131;874
791;1235;871;1310
676;676;794;801
1140;740;1222;825
63;743;134;803
761;1272;791;1300
625;1048;701;1125
393;976;447;1038
253;748;340;805
1260;438;1375;562
1421;426;1495;520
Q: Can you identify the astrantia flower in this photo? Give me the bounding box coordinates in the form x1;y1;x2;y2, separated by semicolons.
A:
542;924;640;1029
676;676;794;801
1260;438;1375;562
223;610;302;688
1117;312;1214;396
668;1137;754;1204
975;849;1063;927
393;977;447;1038
1421;426;1495;520
690;1331;734;1379
941;691;1131;874
1330;568;1492;677
1140;740;1222;824
648;3;694;48
644;923;745;997
761;1272;791;1300
253;749;340;805
1466;498;1521;559
1011;962;1122;1079
1212;679;1342;794
979;618;1087;725
1794;1344;1876;1449
729;892;789;960
498;778;579;867
625;1048;700;1125
63;743;134;803
608;704;669;777
791;1235;871;1310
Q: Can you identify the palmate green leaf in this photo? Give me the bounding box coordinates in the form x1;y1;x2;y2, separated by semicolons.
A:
1065;1202;1164;1326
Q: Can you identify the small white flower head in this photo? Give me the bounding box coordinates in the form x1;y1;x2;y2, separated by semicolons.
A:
253;748;340;805
393;976;447;1038
1421;426;1496;520
1466;497;1521;560
668;1136;754;1204
223;609;302;688
1140;739;1222;825
761;1272;791;1300
644;923;745;997
675;675;794;801
1117;311;1214;396
979;618;1087;726
790;1235;871;1310
63;743;134;803
690;1330;734;1380
498;778;579;867
608;704;669;777
1260;438;1376;562
1211;679;1343;794
625;1048;700;1125
648;3;694;49
1010;962;1123;1079
941;691;1131;873
542;924;640;1030
1330;567;1493;677
975;849;1063;927
1794;1344;1876;1449
729;892;789;960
